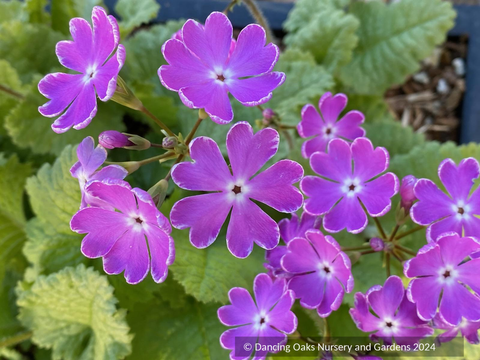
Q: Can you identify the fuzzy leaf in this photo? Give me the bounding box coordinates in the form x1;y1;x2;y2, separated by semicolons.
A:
0;60;27;136
51;0;103;35
5;78;125;156
0;0;27;23
0;154;31;273
266;49;334;125
364;120;425;157
128;297;226;359
16;264;132;360
115;0;160;37
23;145;86;279
343;93;394;123
0;21;63;84
284;8;359;73
340;0;456;94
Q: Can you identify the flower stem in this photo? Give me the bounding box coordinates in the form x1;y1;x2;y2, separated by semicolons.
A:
394;225;424;240
373;217;387;240
0;84;24;100
385;253;391;277
223;0;241;14
342;245;371;252
359;249;376;256
388;224;400;242
137;152;176;166
140;106;175;137
150;143;164;148
391;249;404;263
242;0;274;44
395;244;417;257
0;331;33;348
324;318;331;344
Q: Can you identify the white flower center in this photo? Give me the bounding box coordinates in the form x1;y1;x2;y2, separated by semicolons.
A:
438;265;458;285
341;178;362;197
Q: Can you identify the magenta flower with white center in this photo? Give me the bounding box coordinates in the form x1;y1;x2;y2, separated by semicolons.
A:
433;312;480;344
38;6;125;133
297;92;365;158
170;122;304;258
70;136;127;209
158;12;285;124
218;273;297;360
265;212;321;278
350;276;433;347
411;158;480;242
70;181;175;284
404;232;480;325
281;230;354;317
301;137;399;234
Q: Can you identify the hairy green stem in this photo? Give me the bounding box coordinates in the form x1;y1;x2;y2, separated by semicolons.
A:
242;0;274;43
0;331;33;348
138;152;175;166
385;253;391;277
141;106;175;137
0;84;24;100
395;225;424;240
395;244;417;257
223;0;241;14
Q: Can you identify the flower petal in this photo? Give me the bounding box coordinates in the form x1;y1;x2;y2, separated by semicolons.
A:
220;324;258;355
437;233;480;266
318;92;347;125
309;138;352;182
411;179;455;225
93;44;125;101
426;215;462;243
268;290;297;333
367;276;404;318
218;287;257;326
145;225;175;283
103;229;150;285
335;111;366;140
92;6;119;65
170;193;232;249
254;274;286;312
248;159;303;213
227;199;279;258
440;281;480;325
352;137;389;182
91;165;128;182
404;242;443;277
282;238;320;273
301;135;330;158
56;17;93;72
86;181;137;214
350;293;381;332
172;137;232;191
298;104;323;138
439;158;479;202
38;73;84;118
301;176;343;216
323;197;367;234
227;24;278;77
407;277;442;321
226;122;279;180
360;172;398;217
76;136;107;176
51;83;97;133
317;278;344;317
287;272;325;308
227;72;285;107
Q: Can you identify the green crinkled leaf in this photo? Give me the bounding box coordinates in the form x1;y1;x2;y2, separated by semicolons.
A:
363;120;425;157
0;267;25;340
0;0;27;23
51;0;103;35
169;228;266;304
265;49;334;126
0;60;28;136
128;297;226;360
23;145;86;279
343;93;394;123
283;0;350;34
0;154;31;273
0;21;63;84
25;0;50;24
284;8;359;73
115;0;160;38
16;264;132;360
123;21;184;83
5;77;125;156
340;0;456;94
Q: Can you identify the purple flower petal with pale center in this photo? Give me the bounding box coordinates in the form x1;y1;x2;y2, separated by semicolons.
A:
39;6;125;133
218;273;297;360
282;230;353;317
350;276;433;347
433;312;480;344
158;12;284;124
411;158;480;242
70;181;175;284
301;137;398;234
170;122;304;258
404;232;480;325
297;92;366;158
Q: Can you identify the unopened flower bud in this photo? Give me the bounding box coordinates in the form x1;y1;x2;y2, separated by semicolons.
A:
400;175;418;211
148;179;169;208
370;237;385;252
110;76;143;110
116;161;140;174
99;131;133;149
162;136;178;149
262;108;275;120
125;134;151;150
198;108;209;120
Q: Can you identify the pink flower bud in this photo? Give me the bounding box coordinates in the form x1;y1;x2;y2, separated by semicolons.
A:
262;108;275;120
400;175;418;211
99;131;133;149
370;237;385;252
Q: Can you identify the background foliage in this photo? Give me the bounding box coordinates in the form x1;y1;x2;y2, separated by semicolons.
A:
0;0;478;359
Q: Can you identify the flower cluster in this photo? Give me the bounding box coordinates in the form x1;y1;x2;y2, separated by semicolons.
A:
38;4;480;359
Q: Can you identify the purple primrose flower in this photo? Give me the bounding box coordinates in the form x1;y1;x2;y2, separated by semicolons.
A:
404;232;480;325
170;122;304;258
38;6;125;133
70;181;175;284
433;313;480;344
70;136;127;208
265;212;321;278
350;276;433;347
301;137;399;234
159;12;284;124
411;158;480;242
297;92;365;158
281;230;354;317
218;273;297;360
